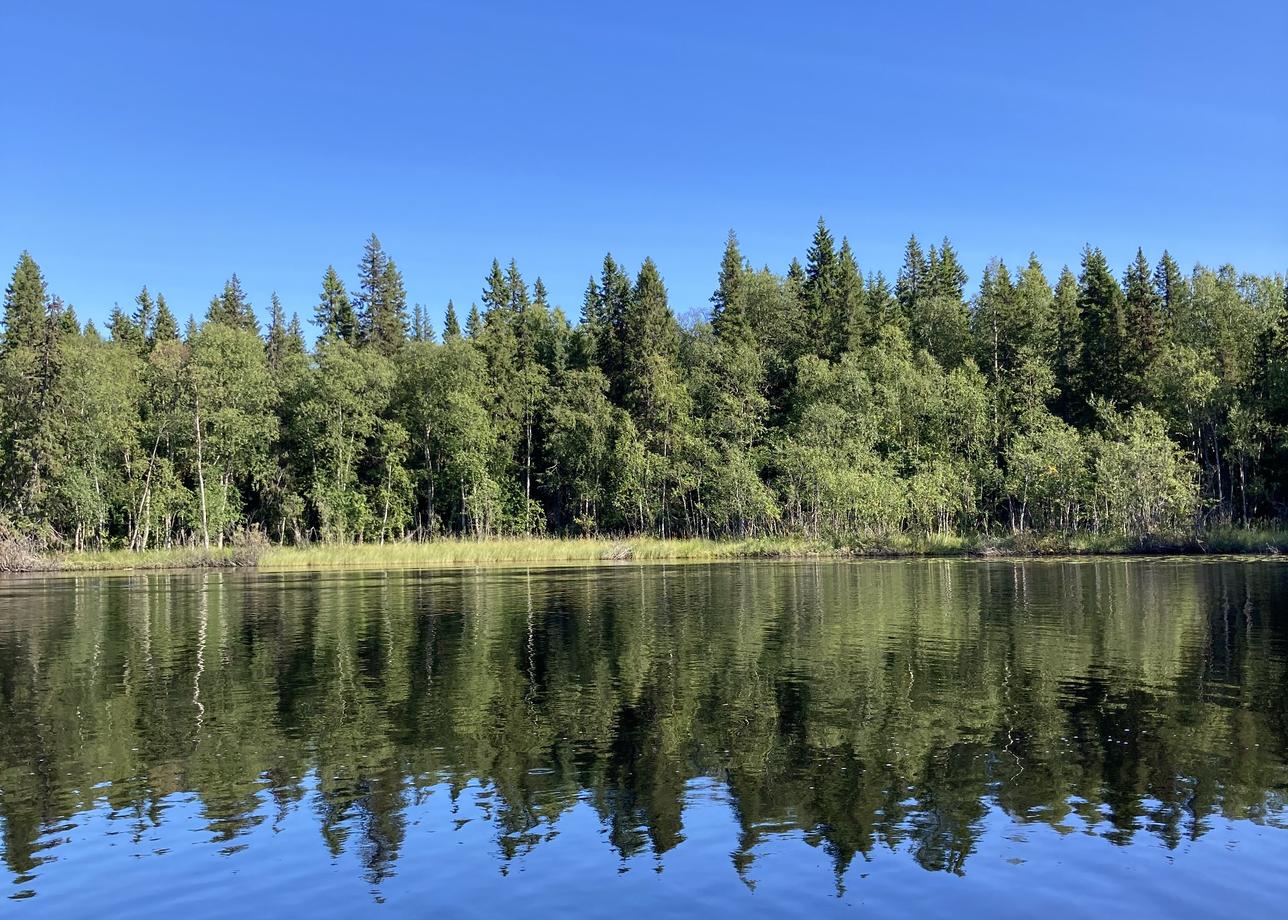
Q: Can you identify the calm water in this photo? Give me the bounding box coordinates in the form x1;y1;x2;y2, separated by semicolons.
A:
2;559;1287;917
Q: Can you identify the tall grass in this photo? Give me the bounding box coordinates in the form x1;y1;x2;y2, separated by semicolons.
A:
35;528;1287;574
54;545;241;571
258;536;831;570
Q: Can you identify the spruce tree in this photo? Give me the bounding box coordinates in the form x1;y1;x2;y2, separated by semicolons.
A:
266;292;289;368
803;218;838;357
1076;246;1129;413
1123;247;1163;402
151;294;179;346
315;265;356;343
443;300;461;340
1153;250;1186;327
367;258;407;354
2;251;49;351
207;274;257;333
598;254;633;385
711;231;751;345
1050;266;1082;423
482;259;509;316
354;234;406;353
133;286;156;343
865;271;898;332
411;304;434;342
465;304;482;340
285;313;306;355
833;238;866;354
926;237;967;301
108;304;142;349
620;257;681;412
895;234;929;326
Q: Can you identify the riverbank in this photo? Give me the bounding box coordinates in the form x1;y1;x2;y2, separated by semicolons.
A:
6;527;1282;574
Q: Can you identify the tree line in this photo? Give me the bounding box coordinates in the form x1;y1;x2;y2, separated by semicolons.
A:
2;224;1286;549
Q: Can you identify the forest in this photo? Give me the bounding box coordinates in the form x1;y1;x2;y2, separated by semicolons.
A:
1;222;1286;552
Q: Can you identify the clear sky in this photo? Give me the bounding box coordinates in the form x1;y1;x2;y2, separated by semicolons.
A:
2;0;1285;333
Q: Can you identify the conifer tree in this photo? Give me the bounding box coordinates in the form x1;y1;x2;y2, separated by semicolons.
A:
1123;247;1163;401
865;271;898;332
206;274;257;333
895;234;929;326
926;238;967;301
2;251;48;351
1050;266;1081;422
598;254;633;386
1153;250;1186;327
443;300;461;340
803;218;838;357
367;258;407;355
133;286;155;343
354;234;406;353
151;294;179;346
711;231;751;345
411;304;434;343
465;304;482;340
482;259;509;317
108;304;142;349
315;265;357;343
833;238;866;354
620;257;682;415
285;313;306;355
266;293;290;368
1076;246;1129;413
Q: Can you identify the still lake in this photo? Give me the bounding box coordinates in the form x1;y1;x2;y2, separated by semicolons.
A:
2;559;1287;917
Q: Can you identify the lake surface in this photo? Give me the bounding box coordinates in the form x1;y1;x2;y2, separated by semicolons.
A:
2;559;1287;917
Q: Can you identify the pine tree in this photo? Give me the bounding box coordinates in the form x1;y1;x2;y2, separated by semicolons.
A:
315;265;356;343
2;251;49;351
465;304;482;340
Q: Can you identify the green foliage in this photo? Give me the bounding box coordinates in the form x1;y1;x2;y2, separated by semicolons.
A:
1;230;1284;549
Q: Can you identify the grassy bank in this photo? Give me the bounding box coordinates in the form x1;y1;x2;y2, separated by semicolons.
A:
19;527;1288;574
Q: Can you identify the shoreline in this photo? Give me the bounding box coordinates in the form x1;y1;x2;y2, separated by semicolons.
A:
7;530;1285;574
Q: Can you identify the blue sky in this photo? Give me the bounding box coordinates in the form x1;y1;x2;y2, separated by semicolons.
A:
2;0;1284;333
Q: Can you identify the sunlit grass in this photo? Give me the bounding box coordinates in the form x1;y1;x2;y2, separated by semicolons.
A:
54;546;239;571
258;536;832;570
39;528;1288;574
